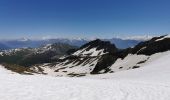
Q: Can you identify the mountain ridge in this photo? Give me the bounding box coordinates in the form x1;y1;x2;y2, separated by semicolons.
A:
0;37;141;50
0;43;77;66
28;35;170;76
1;35;170;77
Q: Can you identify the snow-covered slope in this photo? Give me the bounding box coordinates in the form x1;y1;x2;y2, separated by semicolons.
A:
1;51;170;100
72;47;106;57
30;39;118;76
90;51;170;82
107;51;166;73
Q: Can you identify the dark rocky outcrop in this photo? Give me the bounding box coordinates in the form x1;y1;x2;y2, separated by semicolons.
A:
131;35;170;55
79;39;118;54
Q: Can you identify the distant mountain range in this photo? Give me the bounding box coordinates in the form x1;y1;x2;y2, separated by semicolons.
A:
0;43;77;66
104;38;141;49
1;35;170;76
0;37;142;50
26;35;170;76
0;43;10;50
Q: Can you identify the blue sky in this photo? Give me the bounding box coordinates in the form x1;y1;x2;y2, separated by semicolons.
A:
0;0;170;39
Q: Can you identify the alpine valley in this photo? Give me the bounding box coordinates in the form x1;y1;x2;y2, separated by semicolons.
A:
1;35;170;100
0;35;170;77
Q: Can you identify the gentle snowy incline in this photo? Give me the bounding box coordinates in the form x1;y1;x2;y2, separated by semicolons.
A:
0;71;170;100
1;51;170;100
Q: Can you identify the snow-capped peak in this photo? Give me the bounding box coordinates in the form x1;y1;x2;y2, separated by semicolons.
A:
72;39;117;57
18;37;30;42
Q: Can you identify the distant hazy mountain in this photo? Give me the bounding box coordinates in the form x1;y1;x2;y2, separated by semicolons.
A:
0;37;141;50
0;43;77;66
0;43;10;50
1;39;43;49
104;38;141;49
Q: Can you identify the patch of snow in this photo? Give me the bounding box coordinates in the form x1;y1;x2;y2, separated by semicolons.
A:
136;46;146;54
72;47;107;57
59;55;68;60
110;54;149;72
0;52;4;56
18;37;30;42
109;51;170;74
155;34;170;41
72;47;88;56
0;48;29;56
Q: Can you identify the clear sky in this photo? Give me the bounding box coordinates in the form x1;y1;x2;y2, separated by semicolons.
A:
0;0;170;39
